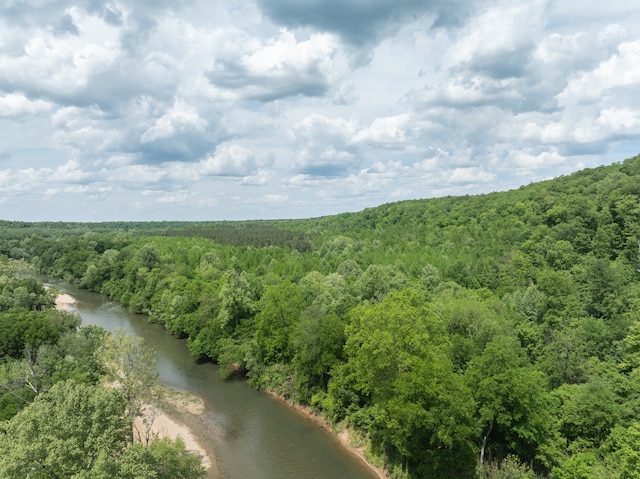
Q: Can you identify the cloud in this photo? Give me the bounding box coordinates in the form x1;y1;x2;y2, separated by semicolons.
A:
0;167;51;195
506;36;640;154
556;39;640;107
399;0;640;178
0;8;122;104
207;29;338;102
242;169;273;186
410;1;548;111
256;0;480;52
50;159;93;183
409;76;523;110
140;100;208;143
50;97;222;165
290;114;358;177
506;148;568;173
597;108;640;138
51;105;125;156
287;112;427;179
53;13;80;36
262;193;288;203
353;114;415;147
0;93;53;117
141;188;192;205
44;184;112;200
456;0;547;79
199;144;259;177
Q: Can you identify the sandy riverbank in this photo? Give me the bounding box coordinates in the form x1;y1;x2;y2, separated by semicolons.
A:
135;395;212;470
54;291;77;310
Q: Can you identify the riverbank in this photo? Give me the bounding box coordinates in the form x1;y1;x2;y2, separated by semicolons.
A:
54;291;77;310
136;387;213;470
263;390;389;479
53;290;216;476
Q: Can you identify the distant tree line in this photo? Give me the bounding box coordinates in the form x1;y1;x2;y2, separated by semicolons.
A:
158;222;313;251
1;154;640;478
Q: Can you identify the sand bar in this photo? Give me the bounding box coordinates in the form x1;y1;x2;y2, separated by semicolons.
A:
55;292;77;310
135;404;212;469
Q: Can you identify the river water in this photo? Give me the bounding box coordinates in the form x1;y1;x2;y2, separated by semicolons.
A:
50;281;379;479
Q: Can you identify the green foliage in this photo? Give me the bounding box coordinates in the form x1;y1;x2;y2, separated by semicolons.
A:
477;455;539;479
254;281;305;364
95;328;158;440
466;337;559;469
217;269;261;328
117;437;206;479
0;380;206;479
0;275;55;311
159;222;313;251
551;451;610;479
0;310;62;359
291;307;345;400
339;290;476;477
600;421;640;479
0;359;38;419
0;380;128;478
554;377;621;448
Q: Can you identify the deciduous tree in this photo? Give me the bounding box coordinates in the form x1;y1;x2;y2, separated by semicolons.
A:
0;380;128;478
95;328;158;441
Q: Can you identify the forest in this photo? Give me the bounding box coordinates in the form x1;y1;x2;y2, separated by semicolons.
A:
1;154;640;478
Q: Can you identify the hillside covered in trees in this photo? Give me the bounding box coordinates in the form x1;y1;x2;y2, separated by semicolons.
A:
1;154;640;478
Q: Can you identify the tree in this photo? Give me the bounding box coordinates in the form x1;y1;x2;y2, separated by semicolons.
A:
0;380;128;478
95;328;158;442
134;243;162;270
217;269;260;328
552;451;610;479
291;306;345;398
0;310;61;359
0;358;38;419
601;421;640;479
621;320;640;372
118;437;206;479
420;263;441;292
477;455;538;479
0;380;206;479
341;289;476;477
0;347;49;408
465;336;559;470
433;287;504;371
253;281;305;364
554;378;621;448
52;325;110;384
354;264;392;302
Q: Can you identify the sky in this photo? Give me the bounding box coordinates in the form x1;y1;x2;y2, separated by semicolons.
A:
1;0;640;222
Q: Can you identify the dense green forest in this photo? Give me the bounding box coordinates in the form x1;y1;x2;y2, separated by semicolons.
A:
0;257;206;478
2;154;640;478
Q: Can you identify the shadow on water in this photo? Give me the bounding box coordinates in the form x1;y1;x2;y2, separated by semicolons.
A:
50;281;379;479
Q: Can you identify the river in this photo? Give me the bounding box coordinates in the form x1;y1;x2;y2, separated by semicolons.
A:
49;281;380;479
